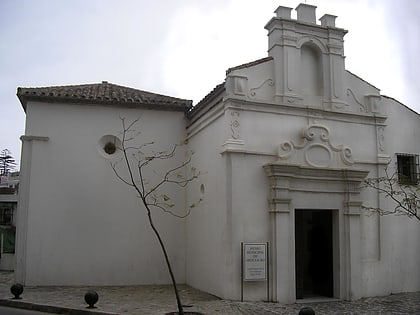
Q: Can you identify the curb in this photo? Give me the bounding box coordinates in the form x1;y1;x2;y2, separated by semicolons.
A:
0;299;119;315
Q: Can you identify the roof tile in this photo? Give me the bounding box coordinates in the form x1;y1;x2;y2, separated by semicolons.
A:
17;81;192;112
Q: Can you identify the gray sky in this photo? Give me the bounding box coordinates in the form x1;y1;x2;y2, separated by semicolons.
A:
1;0;419;168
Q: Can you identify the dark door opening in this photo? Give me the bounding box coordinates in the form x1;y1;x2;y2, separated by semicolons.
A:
295;209;333;299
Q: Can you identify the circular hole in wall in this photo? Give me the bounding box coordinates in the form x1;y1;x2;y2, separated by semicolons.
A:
98;135;122;158
103;142;117;155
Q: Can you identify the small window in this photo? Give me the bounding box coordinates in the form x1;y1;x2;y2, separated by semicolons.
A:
396;154;419;185
0;226;15;254
0;204;14;225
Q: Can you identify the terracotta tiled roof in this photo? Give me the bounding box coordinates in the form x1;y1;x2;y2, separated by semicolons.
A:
226;56;273;75
17;81;192;112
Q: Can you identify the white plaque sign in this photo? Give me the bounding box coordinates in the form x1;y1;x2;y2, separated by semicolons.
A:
243;243;267;281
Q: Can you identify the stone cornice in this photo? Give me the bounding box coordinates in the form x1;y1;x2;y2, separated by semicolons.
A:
265;17;347;38
224;97;387;126
263;163;369;185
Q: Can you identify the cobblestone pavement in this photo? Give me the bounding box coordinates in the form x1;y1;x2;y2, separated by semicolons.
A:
238;292;420;314
0;272;241;315
1;272;419;314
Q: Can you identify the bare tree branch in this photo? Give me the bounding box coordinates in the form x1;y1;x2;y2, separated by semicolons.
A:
110;161;133;187
147;201;192;219
109;117;202;314
363;162;420;220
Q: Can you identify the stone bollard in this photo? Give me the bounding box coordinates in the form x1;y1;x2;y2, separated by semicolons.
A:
299;306;315;315
10;283;24;299
84;290;99;308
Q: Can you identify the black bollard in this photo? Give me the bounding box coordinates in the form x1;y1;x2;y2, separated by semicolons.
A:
84;290;99;308
10;283;24;299
299;306;315;315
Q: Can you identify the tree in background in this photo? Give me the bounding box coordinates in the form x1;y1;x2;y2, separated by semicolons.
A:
363;162;419;221
109;117;201;315
0;149;16;176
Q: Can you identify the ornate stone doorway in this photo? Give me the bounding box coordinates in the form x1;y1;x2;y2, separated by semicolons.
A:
263;124;369;303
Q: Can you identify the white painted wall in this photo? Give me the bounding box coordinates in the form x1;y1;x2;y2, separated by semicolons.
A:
185;107;229;297
373;98;420;294
17;101;188;285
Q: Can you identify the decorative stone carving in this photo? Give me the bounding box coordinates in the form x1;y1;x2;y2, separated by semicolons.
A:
230;111;240;139
346;89;366;112
248;78;274;99
377;126;385;152
277;124;354;168
345;90;382;115
222;110;244;151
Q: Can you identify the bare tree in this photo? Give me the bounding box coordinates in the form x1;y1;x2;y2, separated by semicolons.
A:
363;164;420;220
109;117;201;315
0;149;16;176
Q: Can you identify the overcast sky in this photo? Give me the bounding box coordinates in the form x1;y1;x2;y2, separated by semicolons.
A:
1;0;419;168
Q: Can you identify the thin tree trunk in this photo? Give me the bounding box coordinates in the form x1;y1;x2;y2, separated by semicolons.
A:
145;202;184;315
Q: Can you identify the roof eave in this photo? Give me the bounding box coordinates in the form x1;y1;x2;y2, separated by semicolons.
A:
16;82;193;113
17;88;192;113
18;96;191;112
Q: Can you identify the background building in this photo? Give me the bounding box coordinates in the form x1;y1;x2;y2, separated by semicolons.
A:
0;171;19;270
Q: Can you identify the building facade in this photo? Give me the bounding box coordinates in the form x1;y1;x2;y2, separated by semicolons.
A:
0;171;19;270
15;4;420;303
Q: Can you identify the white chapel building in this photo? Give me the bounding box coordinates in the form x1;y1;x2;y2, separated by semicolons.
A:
15;4;420;303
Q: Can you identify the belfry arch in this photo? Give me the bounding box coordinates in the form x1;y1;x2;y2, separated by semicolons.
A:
300;42;324;105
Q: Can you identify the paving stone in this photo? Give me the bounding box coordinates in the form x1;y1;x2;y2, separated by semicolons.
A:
238;292;420;315
1;272;419;314
0;272;242;314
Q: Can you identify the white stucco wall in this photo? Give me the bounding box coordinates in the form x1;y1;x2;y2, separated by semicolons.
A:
17;101;188;286
368;98;420;295
185;107;230;297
